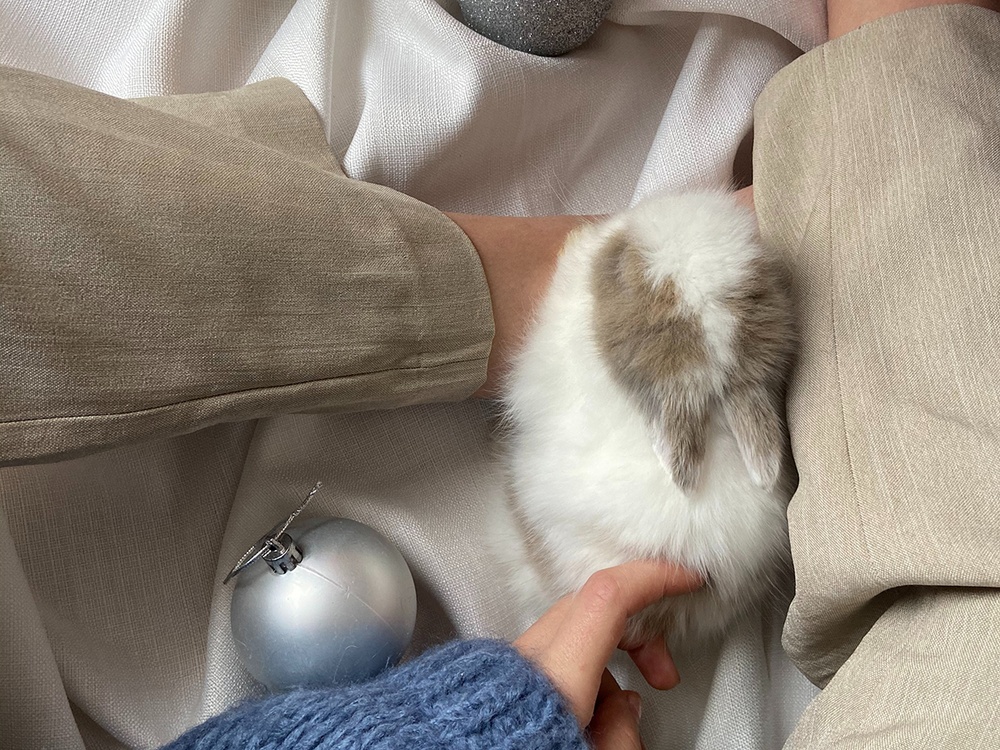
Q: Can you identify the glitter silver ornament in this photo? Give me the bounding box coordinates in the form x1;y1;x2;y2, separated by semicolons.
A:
458;0;613;56
226;485;417;691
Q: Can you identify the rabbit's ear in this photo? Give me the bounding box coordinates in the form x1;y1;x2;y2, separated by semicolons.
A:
722;384;785;491
651;393;711;494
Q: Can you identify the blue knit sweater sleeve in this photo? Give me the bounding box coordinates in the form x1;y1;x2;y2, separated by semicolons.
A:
162;639;588;750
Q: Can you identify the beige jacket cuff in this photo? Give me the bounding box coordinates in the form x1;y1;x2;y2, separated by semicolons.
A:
0;71;494;465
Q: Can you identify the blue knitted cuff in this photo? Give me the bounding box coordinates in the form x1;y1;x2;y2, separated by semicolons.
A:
162;639;587;750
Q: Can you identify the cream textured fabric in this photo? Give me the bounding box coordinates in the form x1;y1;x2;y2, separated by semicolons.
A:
754;6;1000;747
0;0;826;212
13;1;996;750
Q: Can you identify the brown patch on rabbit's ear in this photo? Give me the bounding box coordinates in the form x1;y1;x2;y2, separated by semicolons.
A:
721;253;797;488
654;394;711;493
591;231;709;385
722;385;785;490
591;231;714;493
723;255;797;385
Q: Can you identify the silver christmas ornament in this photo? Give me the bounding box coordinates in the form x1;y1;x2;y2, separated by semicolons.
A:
225;483;417;691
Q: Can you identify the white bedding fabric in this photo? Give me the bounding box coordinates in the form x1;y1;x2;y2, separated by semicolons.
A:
0;1;825;748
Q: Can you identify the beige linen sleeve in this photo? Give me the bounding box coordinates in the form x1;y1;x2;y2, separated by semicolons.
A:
0;68;493;466
754;6;1000;747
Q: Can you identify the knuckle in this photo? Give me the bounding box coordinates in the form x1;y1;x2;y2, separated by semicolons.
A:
591;708;644;750
581;570;624;610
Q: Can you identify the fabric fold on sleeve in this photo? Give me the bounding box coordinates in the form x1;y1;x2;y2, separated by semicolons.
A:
0;69;494;466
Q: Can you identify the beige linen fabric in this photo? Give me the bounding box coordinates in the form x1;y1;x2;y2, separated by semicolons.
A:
754;6;1000;747
0;68;493;466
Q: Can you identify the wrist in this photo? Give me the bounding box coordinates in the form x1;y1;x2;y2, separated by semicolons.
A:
446;213;593;397
827;0;999;39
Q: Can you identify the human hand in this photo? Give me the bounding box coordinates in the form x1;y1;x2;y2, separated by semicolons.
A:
512;560;703;745
827;0;998;39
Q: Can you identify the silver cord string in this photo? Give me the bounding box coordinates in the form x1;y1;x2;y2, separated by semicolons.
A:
223;481;323;584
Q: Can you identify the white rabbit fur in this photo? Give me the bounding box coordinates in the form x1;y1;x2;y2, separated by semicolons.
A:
494;190;795;643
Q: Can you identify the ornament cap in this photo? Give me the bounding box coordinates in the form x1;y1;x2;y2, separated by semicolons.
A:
223;482;322;584
260;533;303;575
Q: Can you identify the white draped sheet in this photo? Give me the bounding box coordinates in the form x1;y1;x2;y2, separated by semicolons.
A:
0;1;825;747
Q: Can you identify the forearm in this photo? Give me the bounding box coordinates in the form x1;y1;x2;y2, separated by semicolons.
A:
445;213;588;397
826;0;999;37
0;69;493;465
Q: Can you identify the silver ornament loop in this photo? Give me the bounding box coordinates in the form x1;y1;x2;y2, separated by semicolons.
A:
223;481;322;584
223;543;269;584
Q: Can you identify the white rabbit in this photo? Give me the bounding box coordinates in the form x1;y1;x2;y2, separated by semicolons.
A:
493;190;796;643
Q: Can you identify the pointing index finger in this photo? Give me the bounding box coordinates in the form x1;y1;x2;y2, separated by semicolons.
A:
554;560;701;716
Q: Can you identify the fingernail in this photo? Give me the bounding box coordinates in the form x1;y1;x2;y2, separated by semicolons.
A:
625;691;642;721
